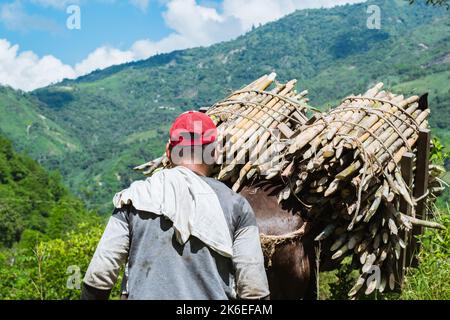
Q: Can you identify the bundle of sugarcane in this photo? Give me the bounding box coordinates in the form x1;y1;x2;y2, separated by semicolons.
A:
255;83;445;297
134;73;313;181
134;76;444;298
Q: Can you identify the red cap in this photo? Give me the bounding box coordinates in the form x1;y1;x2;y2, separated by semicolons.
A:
169;111;217;147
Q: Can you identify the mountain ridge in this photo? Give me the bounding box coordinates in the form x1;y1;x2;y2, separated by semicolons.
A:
1;0;448;211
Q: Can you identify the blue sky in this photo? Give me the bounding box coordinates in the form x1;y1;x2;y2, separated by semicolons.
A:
0;0;364;91
0;1;172;65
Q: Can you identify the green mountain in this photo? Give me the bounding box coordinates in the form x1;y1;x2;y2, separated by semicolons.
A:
0;86;81;162
1;0;449;212
0;135;97;248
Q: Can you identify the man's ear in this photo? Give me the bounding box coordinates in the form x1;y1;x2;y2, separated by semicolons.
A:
165;142;171;161
213;142;220;164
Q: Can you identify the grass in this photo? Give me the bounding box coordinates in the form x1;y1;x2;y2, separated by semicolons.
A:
400;205;450;300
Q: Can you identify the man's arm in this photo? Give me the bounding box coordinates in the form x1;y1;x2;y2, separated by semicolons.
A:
232;198;270;300
81;208;130;300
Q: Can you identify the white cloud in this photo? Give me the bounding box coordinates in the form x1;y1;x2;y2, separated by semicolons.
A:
223;0;366;30
130;34;194;59
0;39;76;91
0;0;366;91
129;0;150;12
74;46;135;75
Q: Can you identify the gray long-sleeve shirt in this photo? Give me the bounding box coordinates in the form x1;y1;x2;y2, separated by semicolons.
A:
82;176;269;300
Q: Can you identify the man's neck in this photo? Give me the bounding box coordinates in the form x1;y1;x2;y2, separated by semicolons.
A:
177;163;210;177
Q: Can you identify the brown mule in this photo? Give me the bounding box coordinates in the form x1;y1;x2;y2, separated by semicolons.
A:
240;180;338;300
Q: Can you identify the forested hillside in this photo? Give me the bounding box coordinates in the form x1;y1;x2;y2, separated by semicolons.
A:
0;135;105;299
0;135;98;248
0;87;81;162
0;0;448;211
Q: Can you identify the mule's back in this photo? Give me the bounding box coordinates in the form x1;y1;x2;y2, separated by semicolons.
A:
240;181;317;299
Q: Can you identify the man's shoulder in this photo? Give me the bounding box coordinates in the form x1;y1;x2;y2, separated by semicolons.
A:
200;176;245;202
200;176;256;230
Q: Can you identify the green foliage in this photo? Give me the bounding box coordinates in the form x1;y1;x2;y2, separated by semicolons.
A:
0;86;80;160
407;0;449;9
0;223;123;300
0;209;23;247
430;137;450;166
319;257;360;300
0;136;109;299
401;209;450;299
18;229;49;250
0;135;99;248
327;259;359;300
330;30;390;59
319;209;450;300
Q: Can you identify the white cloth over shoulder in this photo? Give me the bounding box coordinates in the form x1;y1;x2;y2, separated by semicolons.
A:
113;166;233;258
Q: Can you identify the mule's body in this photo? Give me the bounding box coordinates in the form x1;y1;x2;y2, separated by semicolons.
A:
240;181;336;300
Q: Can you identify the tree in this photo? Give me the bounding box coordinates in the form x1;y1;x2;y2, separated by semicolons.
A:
0;208;23;247
408;0;449;9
